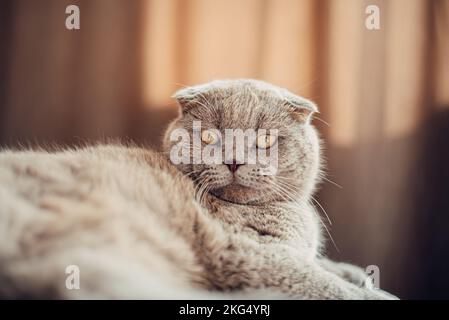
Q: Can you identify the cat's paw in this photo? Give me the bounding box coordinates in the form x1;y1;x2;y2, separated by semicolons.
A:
337;264;399;299
333;262;372;288
319;259;371;288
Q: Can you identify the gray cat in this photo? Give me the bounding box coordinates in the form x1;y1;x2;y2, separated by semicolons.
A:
0;79;396;299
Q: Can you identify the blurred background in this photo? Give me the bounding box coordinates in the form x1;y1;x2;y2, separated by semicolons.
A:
0;0;448;299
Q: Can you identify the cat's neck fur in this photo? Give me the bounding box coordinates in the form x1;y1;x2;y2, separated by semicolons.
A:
203;192;322;259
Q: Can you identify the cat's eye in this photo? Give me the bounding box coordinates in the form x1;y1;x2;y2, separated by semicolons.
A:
256;134;277;149
201;129;219;145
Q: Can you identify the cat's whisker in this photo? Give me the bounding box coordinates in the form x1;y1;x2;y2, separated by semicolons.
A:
310;195;332;226
193;172;215;206
275;173;342;190
313;116;330;127
190;173;205;185
186;170;203;179
201;184;214;206
172;82;191;90
275;176;303;182
264;179;304;206
263;180;298;206
197;178;209;205
312;207;339;253
318;175;343;189
275;179;333;227
268;180;339;253
195;180;208;205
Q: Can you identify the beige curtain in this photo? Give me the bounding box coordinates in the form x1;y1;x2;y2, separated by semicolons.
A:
1;0;448;298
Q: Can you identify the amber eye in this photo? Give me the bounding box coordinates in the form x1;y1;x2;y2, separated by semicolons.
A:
201;130;219;145
256;134;277;149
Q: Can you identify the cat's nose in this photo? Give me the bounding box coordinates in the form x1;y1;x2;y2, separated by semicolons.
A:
226;161;241;173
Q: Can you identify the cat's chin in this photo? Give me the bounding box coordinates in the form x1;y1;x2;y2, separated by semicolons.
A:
210;183;264;204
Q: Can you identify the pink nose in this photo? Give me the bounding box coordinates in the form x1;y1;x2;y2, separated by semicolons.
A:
227;162;241;173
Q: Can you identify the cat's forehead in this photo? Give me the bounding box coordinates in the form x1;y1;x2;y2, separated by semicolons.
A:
214;95;287;130
190;80;295;129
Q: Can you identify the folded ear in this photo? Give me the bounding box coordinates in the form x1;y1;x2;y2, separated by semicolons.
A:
172;87;198;114
281;92;318;124
172;83;215;114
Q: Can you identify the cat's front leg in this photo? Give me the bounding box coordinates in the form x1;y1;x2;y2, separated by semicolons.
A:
276;258;397;300
196;236;395;299
192;214;396;299
228;244;396;300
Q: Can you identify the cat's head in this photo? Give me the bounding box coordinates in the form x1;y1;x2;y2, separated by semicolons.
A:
163;79;321;205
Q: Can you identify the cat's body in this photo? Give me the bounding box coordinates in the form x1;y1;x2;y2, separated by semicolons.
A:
0;145;207;298
0;80;396;299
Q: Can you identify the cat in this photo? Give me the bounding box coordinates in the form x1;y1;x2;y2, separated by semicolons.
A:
0;79;396;299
